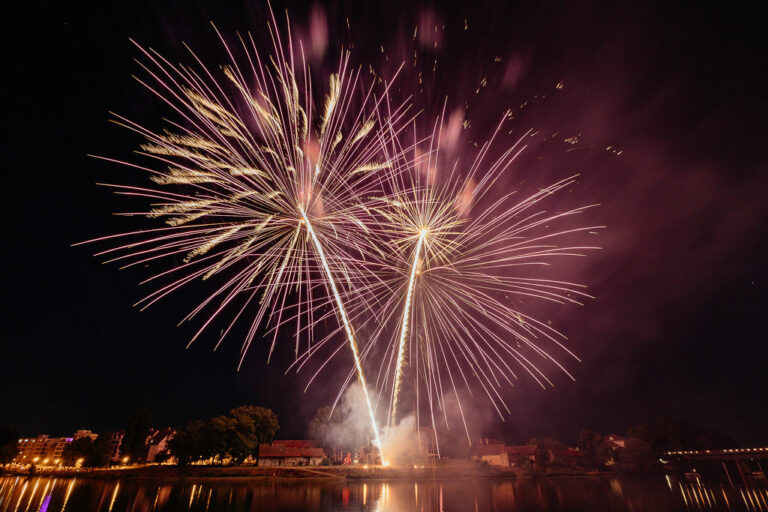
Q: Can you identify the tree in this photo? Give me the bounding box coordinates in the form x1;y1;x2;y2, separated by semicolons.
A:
227;406;279;463
534;440;552;468
169;405;279;465
169;420;211;465
626;423;651;443
619;437;654;472
123;408;151;461
542;438;565;466
192;406;279;464
515;453;532;469
207;415;233;462
91;432;113;467
62;438;93;466
0;425;19;465
576;430;603;469
61;434;112;467
596;439;616;469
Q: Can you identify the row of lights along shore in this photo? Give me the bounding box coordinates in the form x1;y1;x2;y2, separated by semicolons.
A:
666;448;768;455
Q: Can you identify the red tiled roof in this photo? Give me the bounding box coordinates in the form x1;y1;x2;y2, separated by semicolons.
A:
505;445;536;456
259;442;325;458
472;443;507;456
270;440;316;448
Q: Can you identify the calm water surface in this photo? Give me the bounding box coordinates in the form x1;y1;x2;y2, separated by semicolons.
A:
0;474;765;511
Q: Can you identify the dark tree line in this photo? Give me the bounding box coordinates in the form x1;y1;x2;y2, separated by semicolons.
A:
61;433;113;467
170;405;279;465
576;416;737;472
122;408;152;461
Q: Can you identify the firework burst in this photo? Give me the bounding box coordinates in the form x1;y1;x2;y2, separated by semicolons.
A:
79;6;602;462
308;110;604;453
78;13;417;452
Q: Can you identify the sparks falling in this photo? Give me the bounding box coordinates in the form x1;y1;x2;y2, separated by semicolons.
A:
79;6;602;461
317;110;603;453
77;11;417;456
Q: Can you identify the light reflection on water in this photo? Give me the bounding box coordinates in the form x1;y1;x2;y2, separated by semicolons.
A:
0;474;765;511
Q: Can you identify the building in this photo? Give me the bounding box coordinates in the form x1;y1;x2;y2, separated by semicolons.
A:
548;446;581;467
73;429;98;442
145;428;174;462
14;435;72;465
471;438;510;467
605;434;627;449
505;445;536;467
109;430;125;462
258;440;326;467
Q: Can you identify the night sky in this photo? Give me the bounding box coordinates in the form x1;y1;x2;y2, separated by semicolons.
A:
3;1;766;446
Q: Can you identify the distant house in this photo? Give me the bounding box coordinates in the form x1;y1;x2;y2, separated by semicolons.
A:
548;446;581;467
505;445;536;467
471;438;510;467
145;427;175;462
258;440;326;467
472;441;578;468
605;434;626;449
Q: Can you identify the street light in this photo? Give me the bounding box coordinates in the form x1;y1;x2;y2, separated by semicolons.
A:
122;456;129;465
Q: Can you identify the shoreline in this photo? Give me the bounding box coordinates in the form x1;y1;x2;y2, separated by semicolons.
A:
0;464;603;482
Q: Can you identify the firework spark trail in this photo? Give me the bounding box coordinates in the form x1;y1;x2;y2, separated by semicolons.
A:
390;227;426;426
313;109;603;448
75;9;426;459
299;206;383;451
77;5;602;460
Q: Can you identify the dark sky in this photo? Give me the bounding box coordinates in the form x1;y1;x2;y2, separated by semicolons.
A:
3;1;766;445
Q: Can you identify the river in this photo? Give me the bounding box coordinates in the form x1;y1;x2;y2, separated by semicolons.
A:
0;474;765;511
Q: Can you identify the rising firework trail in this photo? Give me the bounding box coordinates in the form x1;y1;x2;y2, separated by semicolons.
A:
299;206;383;450
76;10;417;456
316;109;603;452
390;227;426;426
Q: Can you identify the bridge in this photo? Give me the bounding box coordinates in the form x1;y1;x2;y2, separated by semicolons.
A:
665;447;768;461
665;447;768;487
